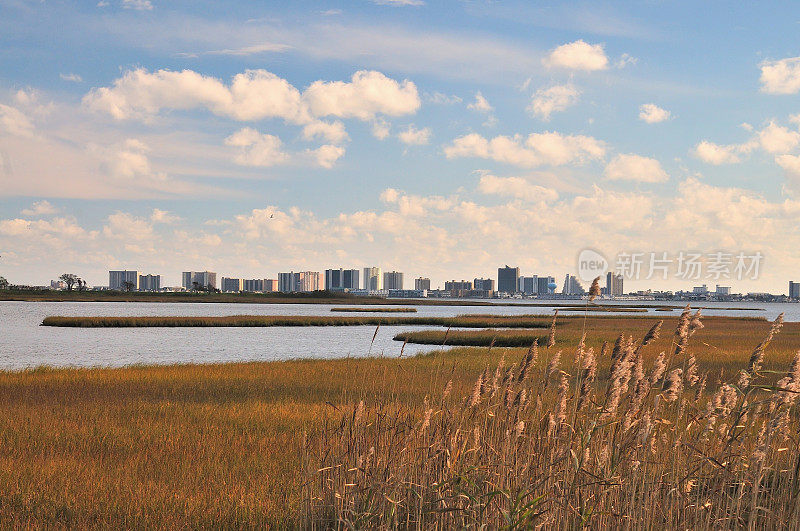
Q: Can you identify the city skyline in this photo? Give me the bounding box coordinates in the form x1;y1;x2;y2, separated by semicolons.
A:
3;2;800;292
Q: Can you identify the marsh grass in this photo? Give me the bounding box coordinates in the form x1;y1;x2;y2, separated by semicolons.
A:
2;314;798;526
393;329;549;347
330;307;417;313
40;315;551;328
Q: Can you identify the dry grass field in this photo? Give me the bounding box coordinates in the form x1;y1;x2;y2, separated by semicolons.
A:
2;312;799;527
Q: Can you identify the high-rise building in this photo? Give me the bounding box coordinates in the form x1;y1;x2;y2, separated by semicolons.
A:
606;272;623;297
138;274;160;291
791;281;800;299
325;269;360;291
221;277;243;293
445;280;472;291
518;276;538;294
109;270;139;291
497;265;520;294
415;277;431;291
242;279;263;292
278;271;320;292
182;271;217;291
537;276;555;295
562;274;585;295
363;267;382;291
383;271;403;290
474;278;495;292
264;279;278;292
716;285;731;296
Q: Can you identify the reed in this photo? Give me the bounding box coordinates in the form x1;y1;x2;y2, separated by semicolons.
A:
393;329;548;347
330;307;417;313
40;315;550;328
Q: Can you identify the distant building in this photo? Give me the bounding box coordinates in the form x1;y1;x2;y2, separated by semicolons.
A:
716;285;731;296
363;267;382;291
278;271;320;293
445;280;472;291
498;265;520;294
537;276;556;295
383;271;404;290
182;271;217;291
109;270;139;291
221;277;243;293
606;272;623;297
562;274;585;296
693;284;709;295
325;269;360;291
50;280;66;290
389;289;426;298
264;279;278;292
791;281;800;299
414;277;431;291
518;276;538;295
242;279;263;292
474;278;495;292
138;274;161;292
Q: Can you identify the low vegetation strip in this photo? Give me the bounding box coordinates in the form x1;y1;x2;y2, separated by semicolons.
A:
41;315;551;328
330;307;417;313
393;329;548;347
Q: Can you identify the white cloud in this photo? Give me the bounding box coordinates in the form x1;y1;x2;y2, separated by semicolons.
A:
303;70;420;120
693;140;745;165
224;128;288;167
776;154;800;180
758;121;800;153
638;103;671;124
308;145;346;168
604;154;668;183
301;120;348;144
151;208;181;224
21;200;59;216
615;53;637;69
760;57;800;94
467;91;493;113
528;84;580;120
202;43;290;56
543;40;609;71
84;69;420;127
372;118;391;140
444;131;606;167
60;73;83;83
424;92;462;105
398;125;431;145
477;174;559;202
122;0;153;10
0;104;34;138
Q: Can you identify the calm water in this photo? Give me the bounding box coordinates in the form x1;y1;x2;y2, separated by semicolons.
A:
1;300;797;370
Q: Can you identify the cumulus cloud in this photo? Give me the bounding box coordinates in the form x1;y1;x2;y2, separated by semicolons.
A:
151;208;181;224
83;69;419;125
758;121;800;153
776;154;800;180
308;144;346;168
528;84;580;120
543;40;609;71
0;104;34;138
477;174;559;202
21;200;59;216
60;73;83;83
693;140;746;165
398;125;431;145
372;118;391;140
467;91;493;113
303;70;420;120
760;57;800;94
444;131;606;167
224;128;288;167
604;154;668;183
301;120;348;144
638;103;671;123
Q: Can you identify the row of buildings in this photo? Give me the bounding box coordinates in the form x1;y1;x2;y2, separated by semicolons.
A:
105;266;627;298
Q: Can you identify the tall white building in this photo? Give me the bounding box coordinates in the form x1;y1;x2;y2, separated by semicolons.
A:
363;267;382;291
278;271;320;292
325;269;360;291
138;274;160;291
182;271;217;291
383;271;403;290
109;270;139;291
562;274;585;296
221;277;243;293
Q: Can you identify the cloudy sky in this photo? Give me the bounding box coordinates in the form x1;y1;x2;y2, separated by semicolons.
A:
1;0;800;292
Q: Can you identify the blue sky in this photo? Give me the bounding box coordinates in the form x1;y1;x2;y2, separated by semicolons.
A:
1;0;800;291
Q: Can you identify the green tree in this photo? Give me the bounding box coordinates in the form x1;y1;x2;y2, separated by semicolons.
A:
59;273;78;291
0;276;8;290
